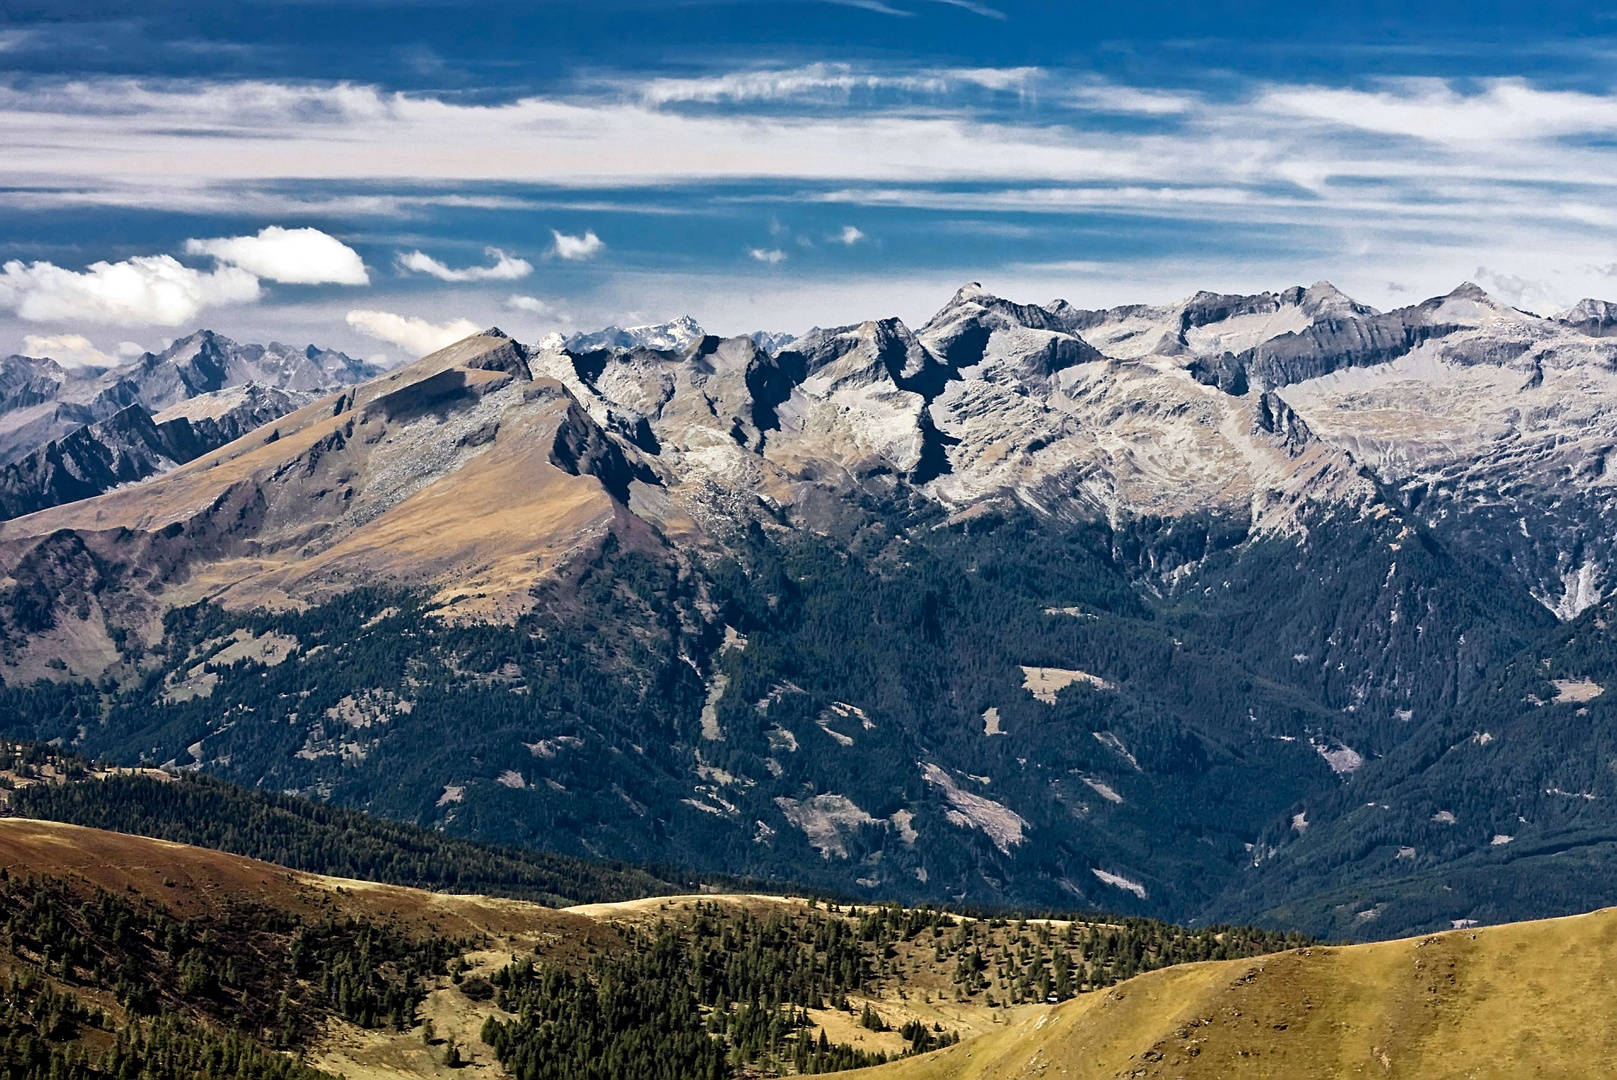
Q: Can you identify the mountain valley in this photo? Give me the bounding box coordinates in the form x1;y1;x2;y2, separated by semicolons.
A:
0;280;1615;943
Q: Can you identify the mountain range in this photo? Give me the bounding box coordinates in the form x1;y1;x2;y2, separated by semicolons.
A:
2;279;1615;941
0;331;377;523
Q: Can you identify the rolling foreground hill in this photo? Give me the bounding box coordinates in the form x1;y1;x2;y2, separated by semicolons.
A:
0;817;1300;1080
0;816;1607;1080
850;909;1617;1080
2;281;1617;937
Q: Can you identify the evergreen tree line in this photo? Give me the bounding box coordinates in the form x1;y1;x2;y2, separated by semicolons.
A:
1;740;683;906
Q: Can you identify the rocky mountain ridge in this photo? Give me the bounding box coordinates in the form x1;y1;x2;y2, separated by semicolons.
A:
1;278;1616;937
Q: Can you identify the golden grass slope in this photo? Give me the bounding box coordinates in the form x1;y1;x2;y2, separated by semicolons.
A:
848;907;1617;1080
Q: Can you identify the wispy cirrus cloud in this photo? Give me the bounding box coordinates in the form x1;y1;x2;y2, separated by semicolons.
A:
397;246;531;281
816;0;1005;17
631;62;1038;106
1259;78;1617;146
8;68;1617;322
8;70;1617;205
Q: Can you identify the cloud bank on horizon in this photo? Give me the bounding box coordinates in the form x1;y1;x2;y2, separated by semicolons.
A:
1;0;1615;359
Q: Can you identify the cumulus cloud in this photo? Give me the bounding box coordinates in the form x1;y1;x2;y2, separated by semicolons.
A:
835;225;866;245
345;309;482;357
551;230;604;260
21;333;114;368
184;226;369;284
397;246;532;282
505;294;552;314
0;255;260;326
749;248;787;264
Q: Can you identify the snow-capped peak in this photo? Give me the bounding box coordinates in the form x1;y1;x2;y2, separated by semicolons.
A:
564;315;706;353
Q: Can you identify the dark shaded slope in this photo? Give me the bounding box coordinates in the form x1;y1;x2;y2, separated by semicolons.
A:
2;742;685;905
1212;591;1617;939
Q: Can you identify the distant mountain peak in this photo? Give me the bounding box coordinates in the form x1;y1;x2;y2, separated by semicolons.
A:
565;316;705;354
1299;281;1378;318
1557;298;1617;337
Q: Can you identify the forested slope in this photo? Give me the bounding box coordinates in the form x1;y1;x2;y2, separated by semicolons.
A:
0;740;685;905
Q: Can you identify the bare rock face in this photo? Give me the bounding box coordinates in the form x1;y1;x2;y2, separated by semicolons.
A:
9;274;1617;682
1558;298;1617;338
0;332;377;472
0;334;379;523
1251;392;1314;458
10;282;1617;929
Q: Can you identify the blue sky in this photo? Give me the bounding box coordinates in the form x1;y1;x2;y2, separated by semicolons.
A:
3;0;1617;364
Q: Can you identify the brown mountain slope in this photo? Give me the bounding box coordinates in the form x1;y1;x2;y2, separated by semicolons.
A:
0;816;607;940
0;330;642;677
848;906;1617;1080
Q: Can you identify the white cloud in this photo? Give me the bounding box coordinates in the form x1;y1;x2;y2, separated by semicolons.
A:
21;332;113;368
1260;78;1617;146
505;294;552;314
1069;83;1196;116
551;231;605;260
397;246;532;282
835;225;865;245
12;72;1617;316
1471;267;1563;315
749;248;787;264
345;309;482;357
117;341;146;358
184;226;369;284
0;255;260;326
633;62;1037;107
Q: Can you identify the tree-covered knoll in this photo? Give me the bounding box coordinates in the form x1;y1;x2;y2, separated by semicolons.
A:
480;897;1312;1080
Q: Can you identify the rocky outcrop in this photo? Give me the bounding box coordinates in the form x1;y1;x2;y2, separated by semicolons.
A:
1251;392;1314;457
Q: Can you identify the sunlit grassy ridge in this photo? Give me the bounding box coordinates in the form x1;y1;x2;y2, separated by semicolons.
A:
844;906;1617;1079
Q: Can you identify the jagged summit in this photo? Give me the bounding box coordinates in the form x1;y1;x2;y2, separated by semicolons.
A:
0;329;379;512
